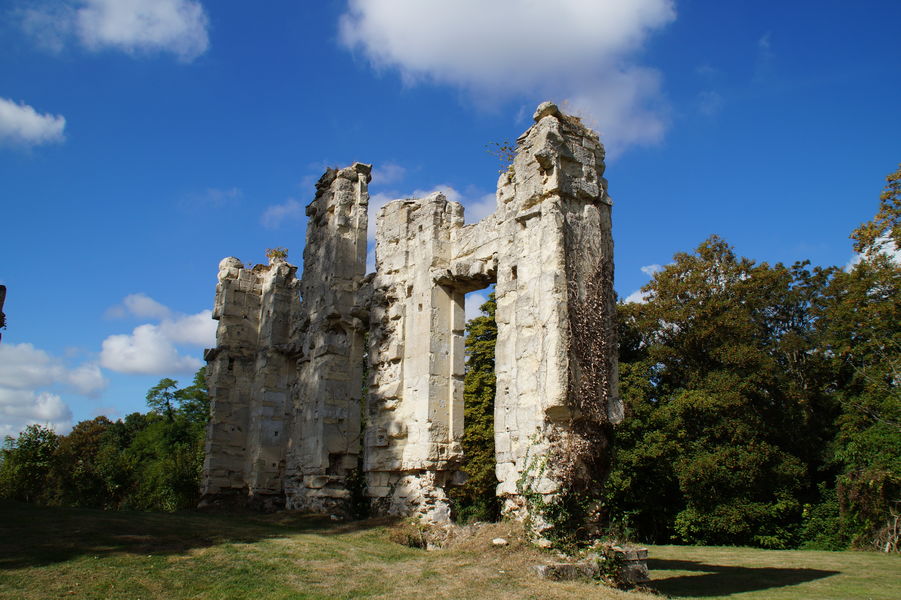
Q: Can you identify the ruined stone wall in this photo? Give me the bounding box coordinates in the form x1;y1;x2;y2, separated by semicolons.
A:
202;103;620;527
365;194;468;521
492;103;621;526
284;163;371;513
201;256;298;508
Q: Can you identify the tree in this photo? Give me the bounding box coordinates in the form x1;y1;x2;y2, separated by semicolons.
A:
127;369;210;511
608;237;836;547
146;378;179;421
0;424;59;503
450;293;500;522
851;163;900;256
815;164;901;551
47;416;113;507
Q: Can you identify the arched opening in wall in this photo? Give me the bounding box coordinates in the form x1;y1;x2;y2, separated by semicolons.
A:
449;285;500;523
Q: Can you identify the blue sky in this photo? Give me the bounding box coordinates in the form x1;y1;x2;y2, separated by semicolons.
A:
1;0;899;436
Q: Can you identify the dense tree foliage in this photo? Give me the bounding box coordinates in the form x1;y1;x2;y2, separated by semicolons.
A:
608;164;900;551
450;293;501;522
608;239;838;547
814;164;901;551
0;368;209;512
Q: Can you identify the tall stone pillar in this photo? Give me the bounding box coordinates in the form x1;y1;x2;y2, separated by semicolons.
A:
201;256;299;508
284;163;371;513
492;102;622;532
365;193;466;522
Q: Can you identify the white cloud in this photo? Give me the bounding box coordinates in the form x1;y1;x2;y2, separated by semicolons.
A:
19;0;209;62
623;263;667;303
261;198;304;229
0;97;66;148
106;292;172;319
0;342;107;436
0;343;106;396
18;4;76;53
99;294;214;374
339;0;676;153
465;292;487;322
623;289;650;304
371;162;407;186
101;324;202;375
466;193;497;224
159;309;216;346
65;362;106;396
0;390;73;437
640;264;664;277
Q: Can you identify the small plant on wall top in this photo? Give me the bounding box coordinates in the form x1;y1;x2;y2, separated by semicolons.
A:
266;247;288;261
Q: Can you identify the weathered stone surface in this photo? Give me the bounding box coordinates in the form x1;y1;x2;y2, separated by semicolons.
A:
531;562;598;581
612;545;650;583
201;103;620;527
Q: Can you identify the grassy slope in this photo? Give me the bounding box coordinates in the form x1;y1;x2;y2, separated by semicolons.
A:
1;502;898;600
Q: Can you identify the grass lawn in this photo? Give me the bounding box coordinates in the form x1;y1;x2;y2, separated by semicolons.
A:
1;501;898;599
648;544;900;600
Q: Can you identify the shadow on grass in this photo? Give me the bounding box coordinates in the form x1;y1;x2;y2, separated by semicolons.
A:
648;557;840;597
0;500;391;570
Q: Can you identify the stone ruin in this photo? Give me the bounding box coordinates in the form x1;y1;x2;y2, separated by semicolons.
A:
200;102;623;528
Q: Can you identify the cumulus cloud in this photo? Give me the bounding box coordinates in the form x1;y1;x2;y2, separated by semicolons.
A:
640;264;664;277
106;292;172;319
101;324;203;375
159;310;216;346
0;97;66;148
0;390;73;437
465;292;487;322
623;288;650;304
100;294;215;374
371;162;407;186
0;342;107;436
261;199;304;229
0;343;106;396
19;0;209;62
339;0;676;153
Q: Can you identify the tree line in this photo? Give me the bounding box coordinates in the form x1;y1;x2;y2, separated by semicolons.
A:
0;370;209;512
1;165;897;552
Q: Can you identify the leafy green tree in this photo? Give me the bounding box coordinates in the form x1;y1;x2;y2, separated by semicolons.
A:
609;237;836;547
146;378;179;421
46;416;113;507
125;369;210;511
815;164;901;550
450;293;500;522
174;367;210;431
0;424;59;503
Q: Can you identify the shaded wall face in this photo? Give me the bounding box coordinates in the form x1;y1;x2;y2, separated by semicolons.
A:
201;258;299;508
284;165;370;513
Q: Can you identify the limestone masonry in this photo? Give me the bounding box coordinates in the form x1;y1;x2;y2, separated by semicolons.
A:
201;103;623;526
